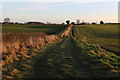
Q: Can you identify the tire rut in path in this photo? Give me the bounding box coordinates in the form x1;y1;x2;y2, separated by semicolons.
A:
60;38;91;78
23;38;91;78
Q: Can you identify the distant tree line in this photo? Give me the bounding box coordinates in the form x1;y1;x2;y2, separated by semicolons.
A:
65;19;118;25
1;18;63;25
0;18;119;25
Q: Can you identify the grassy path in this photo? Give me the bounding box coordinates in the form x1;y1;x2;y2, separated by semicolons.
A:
22;37;92;78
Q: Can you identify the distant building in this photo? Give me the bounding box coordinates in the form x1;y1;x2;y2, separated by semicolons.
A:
27;22;45;25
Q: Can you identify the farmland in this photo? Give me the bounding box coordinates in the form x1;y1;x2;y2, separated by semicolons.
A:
1;1;119;78
2;24;65;34
2;24;120;78
73;24;120;54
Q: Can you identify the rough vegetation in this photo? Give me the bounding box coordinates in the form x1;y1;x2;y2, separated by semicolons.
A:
2;24;72;78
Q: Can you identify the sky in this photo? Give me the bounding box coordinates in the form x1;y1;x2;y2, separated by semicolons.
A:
0;0;119;24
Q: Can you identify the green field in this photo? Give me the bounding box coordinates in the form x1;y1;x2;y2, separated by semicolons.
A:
2;24;65;34
73;24;119;53
3;24;120;78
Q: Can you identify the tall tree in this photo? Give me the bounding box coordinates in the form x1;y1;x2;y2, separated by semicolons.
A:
66;20;70;25
100;21;104;24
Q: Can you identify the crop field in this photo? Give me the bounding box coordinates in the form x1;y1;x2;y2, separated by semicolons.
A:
2;24;65;34
73;24;120;54
2;24;120;78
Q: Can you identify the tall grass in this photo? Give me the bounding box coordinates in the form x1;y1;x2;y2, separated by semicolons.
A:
2;24;72;78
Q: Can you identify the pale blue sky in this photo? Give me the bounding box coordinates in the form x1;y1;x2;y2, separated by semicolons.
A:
2;0;119;24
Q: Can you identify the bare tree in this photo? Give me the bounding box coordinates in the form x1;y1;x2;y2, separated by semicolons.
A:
46;22;52;24
4;18;10;23
76;19;80;24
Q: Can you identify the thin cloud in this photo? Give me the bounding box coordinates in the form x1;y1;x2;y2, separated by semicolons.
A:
18;6;47;12
0;0;118;2
2;2;48;13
